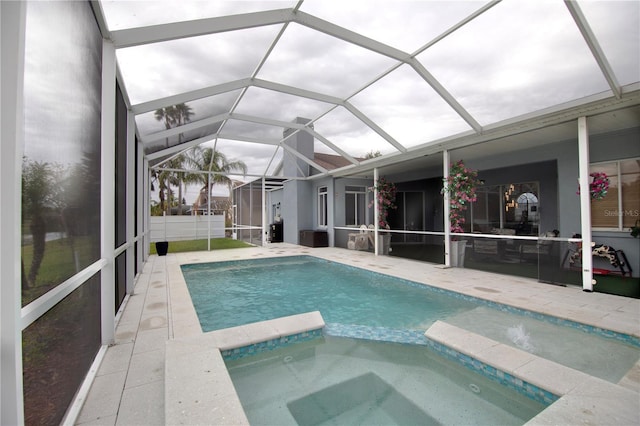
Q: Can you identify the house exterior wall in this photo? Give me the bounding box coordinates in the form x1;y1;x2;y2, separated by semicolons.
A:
589;127;640;276
283;117;314;177
332;177;371;247
277;121;638;276
462;127;639;277
283;179;313;243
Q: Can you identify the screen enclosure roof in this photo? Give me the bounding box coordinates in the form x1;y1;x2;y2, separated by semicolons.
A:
95;0;640;179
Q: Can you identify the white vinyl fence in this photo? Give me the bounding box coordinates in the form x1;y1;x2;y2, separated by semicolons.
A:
150;214;225;242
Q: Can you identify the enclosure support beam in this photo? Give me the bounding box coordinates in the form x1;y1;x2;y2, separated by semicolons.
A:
207;173;211;251
137;134;145;271
126;110;136;294
262;177;268;246
577;116;594;292
374;168;380;256
143;159;150;260
1;2;27;423
100;39;117;344
443;150;451;267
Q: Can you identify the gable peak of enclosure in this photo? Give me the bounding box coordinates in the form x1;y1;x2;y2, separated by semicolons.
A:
96;0;640;178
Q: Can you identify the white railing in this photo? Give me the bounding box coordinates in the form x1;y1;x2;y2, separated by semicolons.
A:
150;214;225;242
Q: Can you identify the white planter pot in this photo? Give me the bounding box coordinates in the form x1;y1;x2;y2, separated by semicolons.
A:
378;234;391;255
450;240;468;267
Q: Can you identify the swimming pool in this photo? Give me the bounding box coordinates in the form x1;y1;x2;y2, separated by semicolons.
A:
182;255;639;383
225;335;547;425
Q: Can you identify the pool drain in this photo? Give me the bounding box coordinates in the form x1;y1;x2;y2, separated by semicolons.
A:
283;355;293;363
469;383;480;394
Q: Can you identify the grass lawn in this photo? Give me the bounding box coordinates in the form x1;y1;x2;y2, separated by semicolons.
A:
22;236;98;305
149;238;252;254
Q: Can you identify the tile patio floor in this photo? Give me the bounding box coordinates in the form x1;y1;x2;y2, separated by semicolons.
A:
75;244;639;425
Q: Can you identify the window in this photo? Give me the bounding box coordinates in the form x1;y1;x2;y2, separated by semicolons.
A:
345;186;366;226
318;186;328;227
471;182;540;234
591;159;640;230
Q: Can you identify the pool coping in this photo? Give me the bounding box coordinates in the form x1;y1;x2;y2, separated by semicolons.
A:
424;321;639;425
166;247;640;425
165;313;639;425
165;311;325;425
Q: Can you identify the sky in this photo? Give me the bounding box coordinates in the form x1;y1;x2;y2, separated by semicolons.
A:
21;1;640;205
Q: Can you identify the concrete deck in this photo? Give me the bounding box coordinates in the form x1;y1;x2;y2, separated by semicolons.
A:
75;244;639;425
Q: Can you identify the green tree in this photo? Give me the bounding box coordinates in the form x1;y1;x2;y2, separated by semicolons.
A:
22;159;54;288
150;167;170;215
184;146;247;200
364;150;382;159
154;103;194;145
153;103;195;214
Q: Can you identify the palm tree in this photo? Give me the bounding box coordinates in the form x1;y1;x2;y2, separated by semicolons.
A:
174;103;194;128
165;154;187;215
153;103;196;214
154;103;194;145
150;167;170;214
154;106;177;148
184;146;247;209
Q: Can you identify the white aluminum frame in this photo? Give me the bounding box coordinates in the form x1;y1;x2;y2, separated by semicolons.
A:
578;116;594;291
1;2;27;424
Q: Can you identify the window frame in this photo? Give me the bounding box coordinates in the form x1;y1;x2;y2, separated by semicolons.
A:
590;158;640;232
317;186;328;228
345;185;366;226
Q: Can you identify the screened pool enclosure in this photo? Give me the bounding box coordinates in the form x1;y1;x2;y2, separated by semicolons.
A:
1;0;639;424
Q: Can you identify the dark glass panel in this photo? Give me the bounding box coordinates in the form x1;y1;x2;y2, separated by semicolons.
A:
464;236;576;285
21;1;102;306
22;275;102;426
116;251;127;312
135;136;139;275
115;83;127;247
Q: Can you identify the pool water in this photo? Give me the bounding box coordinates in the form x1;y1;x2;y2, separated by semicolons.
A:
183;256;477;331
182;256;639;383
225;336;547;425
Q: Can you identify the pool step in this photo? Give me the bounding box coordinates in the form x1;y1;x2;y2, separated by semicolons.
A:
424;321;639;425
324;323;427;345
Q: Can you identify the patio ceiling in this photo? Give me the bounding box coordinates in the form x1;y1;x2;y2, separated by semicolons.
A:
95;0;640;179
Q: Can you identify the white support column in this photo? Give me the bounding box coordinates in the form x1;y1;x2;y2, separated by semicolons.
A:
143;159;150;260
1;2;27;424
443;150;451;267
126;110;135;293
577;116;594;292
100;39;116;344
262;177;268;246
136;137;144;270
207;173;211;251
373;168;379;256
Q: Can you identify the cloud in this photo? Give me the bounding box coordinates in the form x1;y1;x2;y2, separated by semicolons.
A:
104;0;638;176
23;1;102;164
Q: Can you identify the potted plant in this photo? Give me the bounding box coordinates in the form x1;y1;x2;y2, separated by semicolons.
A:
156;211;169;256
441;160;480;266
368;177;397;254
155;241;169;256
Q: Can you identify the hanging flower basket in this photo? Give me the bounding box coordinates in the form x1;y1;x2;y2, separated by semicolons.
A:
368;177;397;229
441;160;480;234
577;172;609;201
